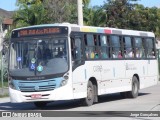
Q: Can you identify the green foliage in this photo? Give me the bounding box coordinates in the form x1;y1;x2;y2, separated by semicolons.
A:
83;6;106;26
13;0;48;28
0;94;9;98
11;0;160;38
44;0;77;23
101;0;160;37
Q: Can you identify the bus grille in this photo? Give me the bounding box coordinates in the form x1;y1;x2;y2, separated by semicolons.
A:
18;80;56;92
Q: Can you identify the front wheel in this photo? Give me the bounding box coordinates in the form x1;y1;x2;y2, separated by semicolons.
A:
83;81;95;106
127;76;139;98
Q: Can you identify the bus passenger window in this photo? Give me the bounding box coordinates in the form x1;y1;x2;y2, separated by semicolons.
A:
99;35;109;59
85;34;99;59
71;36;83;65
111;35;121;59
124;37;134;58
146;38;155;58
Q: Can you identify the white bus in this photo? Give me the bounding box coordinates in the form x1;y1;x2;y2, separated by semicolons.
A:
8;23;158;107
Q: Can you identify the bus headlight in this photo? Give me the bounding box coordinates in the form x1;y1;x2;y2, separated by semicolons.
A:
60;80;68;86
60;73;69;87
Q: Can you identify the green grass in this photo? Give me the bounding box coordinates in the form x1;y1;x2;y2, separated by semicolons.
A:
0;93;9;98
0;81;8;88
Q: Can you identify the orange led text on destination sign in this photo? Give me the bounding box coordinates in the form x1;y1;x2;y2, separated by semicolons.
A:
19;28;60;36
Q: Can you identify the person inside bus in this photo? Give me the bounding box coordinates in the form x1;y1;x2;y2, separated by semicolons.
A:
136;48;140;58
94;51;99;59
149;49;155;58
86;48;94;59
102;52;108;58
100;48;108;59
118;51;122;58
90;50;95;59
125;48;133;58
44;47;52;59
112;51;116;58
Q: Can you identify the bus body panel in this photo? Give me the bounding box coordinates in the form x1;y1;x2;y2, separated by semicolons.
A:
72;65;87;99
72;61;102;99
72;59;158;98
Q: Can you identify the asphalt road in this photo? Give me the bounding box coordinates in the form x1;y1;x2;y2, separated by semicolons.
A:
0;82;160;119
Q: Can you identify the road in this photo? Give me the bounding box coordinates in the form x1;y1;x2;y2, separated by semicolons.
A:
0;82;160;119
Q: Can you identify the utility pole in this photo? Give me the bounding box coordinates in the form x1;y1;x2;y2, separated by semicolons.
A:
77;0;83;26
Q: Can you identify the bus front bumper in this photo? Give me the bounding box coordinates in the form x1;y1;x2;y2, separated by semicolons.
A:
9;85;73;103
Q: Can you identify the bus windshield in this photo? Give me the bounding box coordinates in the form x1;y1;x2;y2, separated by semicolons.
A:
9;35;69;78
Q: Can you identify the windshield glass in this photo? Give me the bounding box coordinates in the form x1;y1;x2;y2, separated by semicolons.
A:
9;36;69;77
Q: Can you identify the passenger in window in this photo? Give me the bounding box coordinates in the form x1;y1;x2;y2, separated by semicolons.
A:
101;50;108;59
136;48;140;58
44;47;52;59
113;51;116;58
85;49;89;59
95;51;99;59
118;51;122;58
100;48;108;59
127;49;134;58
151;50;155;58
90;51;95;59
86;48;94;59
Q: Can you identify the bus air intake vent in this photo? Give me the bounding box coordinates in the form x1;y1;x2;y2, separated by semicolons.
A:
18;80;56;92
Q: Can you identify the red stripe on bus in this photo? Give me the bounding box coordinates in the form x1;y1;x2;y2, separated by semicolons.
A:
104;29;112;34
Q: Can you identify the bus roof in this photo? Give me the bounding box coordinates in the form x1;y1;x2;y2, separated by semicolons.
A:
13;23;155;38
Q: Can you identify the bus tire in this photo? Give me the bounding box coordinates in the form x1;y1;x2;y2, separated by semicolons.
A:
83;81;94;106
127;76;139;98
34;102;47;108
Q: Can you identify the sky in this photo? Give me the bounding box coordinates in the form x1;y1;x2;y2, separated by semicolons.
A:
0;0;160;11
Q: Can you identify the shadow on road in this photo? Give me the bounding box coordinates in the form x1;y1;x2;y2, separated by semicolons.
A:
0;92;150;111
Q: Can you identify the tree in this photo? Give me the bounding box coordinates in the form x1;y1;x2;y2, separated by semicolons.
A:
44;0;77;23
83;0;90;7
103;0;138;28
13;0;48;28
83;6;106;26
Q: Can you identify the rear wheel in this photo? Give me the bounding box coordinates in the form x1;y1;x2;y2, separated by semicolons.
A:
34;102;47;108
127;76;139;98
83;81;95;106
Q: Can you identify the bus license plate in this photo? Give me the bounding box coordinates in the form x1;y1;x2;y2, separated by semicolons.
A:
31;94;42;99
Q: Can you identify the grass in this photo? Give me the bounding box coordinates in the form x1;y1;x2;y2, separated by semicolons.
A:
0;80;8;88
0;93;9;98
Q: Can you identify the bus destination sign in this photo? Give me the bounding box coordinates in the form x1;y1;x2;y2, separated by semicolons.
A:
19;28;60;37
11;27;68;38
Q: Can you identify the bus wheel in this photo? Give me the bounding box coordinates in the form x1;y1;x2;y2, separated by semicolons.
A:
127;76;139;98
83;81;94;106
34;102;47;108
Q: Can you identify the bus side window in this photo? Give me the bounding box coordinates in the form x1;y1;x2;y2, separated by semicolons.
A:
85;34;98;59
124;36;134;58
134;37;145;58
99;35;109;59
71;36;83;65
146;38;155;58
111;35;121;59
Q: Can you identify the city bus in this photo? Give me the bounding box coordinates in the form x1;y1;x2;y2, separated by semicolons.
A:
8;23;159;107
